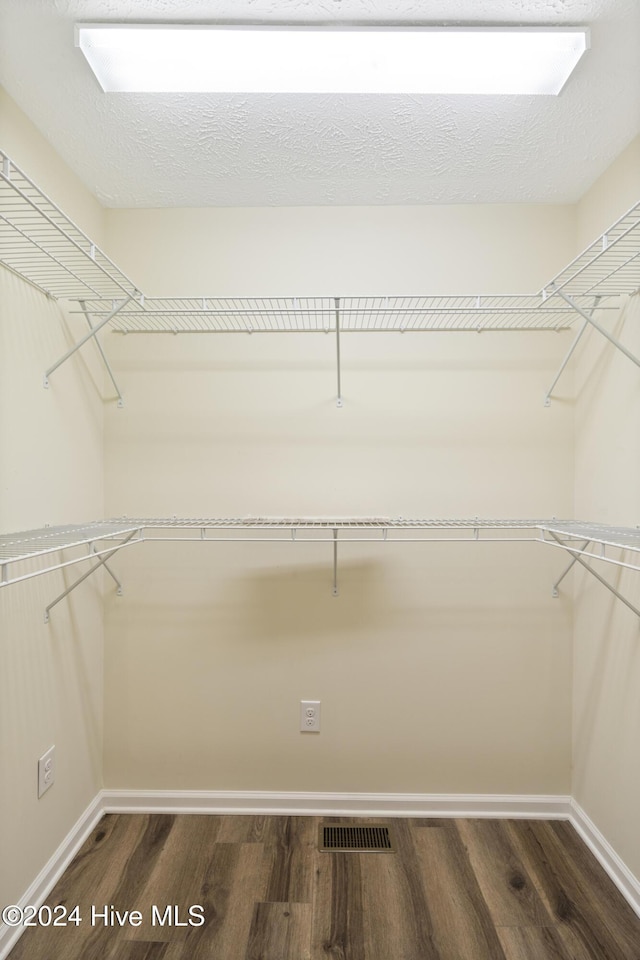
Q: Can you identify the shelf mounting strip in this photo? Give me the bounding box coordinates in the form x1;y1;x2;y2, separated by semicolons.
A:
1;518;638;620
1;149;638;406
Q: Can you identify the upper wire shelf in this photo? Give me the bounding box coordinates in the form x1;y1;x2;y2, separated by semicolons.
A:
71;294;619;334
69;201;640;334
1;146;638;403
1;148;637;331
0;150;139;301
545;201;640;300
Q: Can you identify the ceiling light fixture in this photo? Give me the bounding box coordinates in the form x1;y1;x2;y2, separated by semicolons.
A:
75;24;589;96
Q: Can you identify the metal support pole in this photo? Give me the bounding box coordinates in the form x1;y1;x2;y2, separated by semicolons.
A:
44;293;136;386
79;301;125;407
44;530;137;623
552;540;591;597
335;297;343;408
544;297;600;406
554;290;640;371
548;532;640;618
332;528;339;597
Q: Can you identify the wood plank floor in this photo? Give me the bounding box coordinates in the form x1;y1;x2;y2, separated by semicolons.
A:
7;815;640;960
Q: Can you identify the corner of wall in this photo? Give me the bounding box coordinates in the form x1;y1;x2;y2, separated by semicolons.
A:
570;135;640;882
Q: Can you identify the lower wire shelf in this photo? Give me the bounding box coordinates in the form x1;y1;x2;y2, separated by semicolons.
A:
1;517;639;618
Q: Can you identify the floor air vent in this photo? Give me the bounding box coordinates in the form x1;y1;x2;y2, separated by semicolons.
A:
319;824;395;853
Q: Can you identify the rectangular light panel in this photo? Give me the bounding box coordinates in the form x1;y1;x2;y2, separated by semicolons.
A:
75;24;589;96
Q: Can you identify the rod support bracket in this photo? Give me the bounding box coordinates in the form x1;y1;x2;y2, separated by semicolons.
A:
117;398;124;409
336;398;344;408
43;376;49;389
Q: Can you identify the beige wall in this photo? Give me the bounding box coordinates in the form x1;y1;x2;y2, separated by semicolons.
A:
0;90;105;913
102;203;576;794
105;203;574;298
572;135;640;878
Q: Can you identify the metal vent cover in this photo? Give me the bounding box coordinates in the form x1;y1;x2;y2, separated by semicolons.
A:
319;824;395;853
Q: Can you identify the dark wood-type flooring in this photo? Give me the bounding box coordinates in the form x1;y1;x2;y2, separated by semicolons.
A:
7;815;640;960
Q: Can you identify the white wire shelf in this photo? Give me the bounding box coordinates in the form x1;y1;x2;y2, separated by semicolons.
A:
1;147;636;329
2;147;638;401
2;517;638;617
115;516;543;529
0;521;140;566
545;201;640;300
0;151;139;301
2;516;639;572
68;202;639;334
543;520;640;552
71;294;621;334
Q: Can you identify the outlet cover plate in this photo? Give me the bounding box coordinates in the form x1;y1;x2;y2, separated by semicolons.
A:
300;700;321;732
38;745;55;798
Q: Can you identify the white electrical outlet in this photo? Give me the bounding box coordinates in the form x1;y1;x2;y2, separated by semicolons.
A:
300;700;321;732
38;746;55;798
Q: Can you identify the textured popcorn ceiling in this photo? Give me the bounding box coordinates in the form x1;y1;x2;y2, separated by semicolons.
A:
0;0;638;207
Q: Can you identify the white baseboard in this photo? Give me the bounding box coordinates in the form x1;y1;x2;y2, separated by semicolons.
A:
0;793;104;960
101;788;572;819
3;789;639;960
569;798;640;918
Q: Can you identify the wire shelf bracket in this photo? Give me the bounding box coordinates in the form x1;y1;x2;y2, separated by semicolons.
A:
78;299;124;406
544;299;600;407
0;522;142;621
546;530;640;619
541;288;640;405
43;529;137;624
43;294;137;389
551;540;591;597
